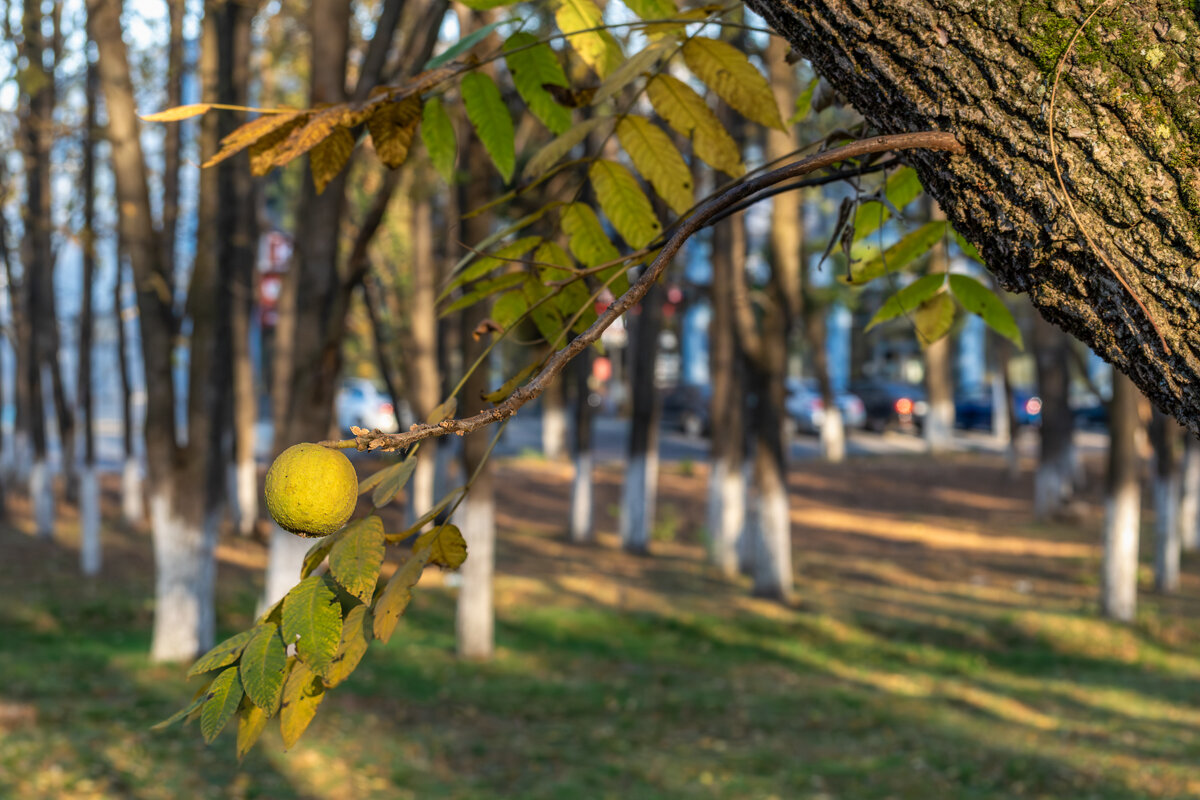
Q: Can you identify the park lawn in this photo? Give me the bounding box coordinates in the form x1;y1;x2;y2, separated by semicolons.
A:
3;450;1200;799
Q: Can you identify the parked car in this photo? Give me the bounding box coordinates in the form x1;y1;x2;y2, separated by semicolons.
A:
661;384;711;438
336;378;411;434
785;378;867;433
847;379;928;433
1070;390;1108;429
955;388;1041;430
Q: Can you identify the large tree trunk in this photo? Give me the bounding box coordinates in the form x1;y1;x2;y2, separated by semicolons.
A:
707;213;746;577
1101;371;1142;623
619;281;665;555
1149;409;1181;593
1033;316;1078;519
748;0;1200;434
923;200;954;453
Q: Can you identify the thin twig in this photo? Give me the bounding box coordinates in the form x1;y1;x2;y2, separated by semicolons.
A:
319;132;965;453
1047;0;1170;353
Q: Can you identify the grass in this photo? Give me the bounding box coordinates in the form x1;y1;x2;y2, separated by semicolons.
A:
3;451;1200;798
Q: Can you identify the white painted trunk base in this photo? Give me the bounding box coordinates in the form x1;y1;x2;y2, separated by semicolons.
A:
80;466;101;576
752;476;792;600
1101;484;1141;622
619;453;655;553
569;450;594;543
1180;440;1200;552
990;374;1010;441
542;403;566;461
235;456;257;536
924;398;956;453
260;523;314;615
409;446;436;527
455;490;495;660
820;407;845;463
31;458;53;539
122;457;144;524
6;431;29;484
149;492;219;662
707;457;745;576
1034;456;1075;521
1154;475;1181;593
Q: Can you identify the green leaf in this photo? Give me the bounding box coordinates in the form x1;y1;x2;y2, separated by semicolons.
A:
555;0;624;78
279;661;326;749
323;604;373;689
421;97;457;183
440;272;527;316
522;275;566;343
953;229;983;263
616;115;693;216
591;38;672;106
865;274;946;331
681;37;784;130
239;623;288;715
458;0;519;8
442;235;543;298
847;220;947;285
505;33;571;135
589;159;662;249
151;691;209;731
482;362;540;404
188;628;255;678
492;289;529;330
370;456;419;508
413;525;468;570
852;166;924;243
424;19;506;70
620;0;682;36
299;529;345;579
522;117;606;181
536;241;595;332
913;291;956;345
560;202;621;268
372;548;432;644
787;77;818;125
461;72;516;182
646;74;743;177
949;274;1023;348
281;576;342;678
236;701;269;761
329;515;386;603
200;666;243;744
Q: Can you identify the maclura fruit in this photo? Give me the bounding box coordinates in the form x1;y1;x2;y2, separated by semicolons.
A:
264;443;358;538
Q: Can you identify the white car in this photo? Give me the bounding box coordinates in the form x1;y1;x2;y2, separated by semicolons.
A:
784;378;867;433
336;379;411;434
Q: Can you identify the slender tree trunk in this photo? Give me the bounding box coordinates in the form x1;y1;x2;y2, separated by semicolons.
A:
1101;372;1142;623
619;281;664;555
568;345;594;543
707;214;745;576
1150;410;1181;593
0;165;29;490
1033;315;1077;520
114;248;143;524
541;372;566;460
991;330;1019;477
80;55;100;575
748;323;793;602
162;0;184;278
923;200;954;453
1180;436;1200;553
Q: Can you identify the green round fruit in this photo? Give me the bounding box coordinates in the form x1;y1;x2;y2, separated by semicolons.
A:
264;443;358;538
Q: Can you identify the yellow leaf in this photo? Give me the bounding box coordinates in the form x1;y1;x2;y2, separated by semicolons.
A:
522;117;607;181
646;74;743;177
265;105;356;171
140;103;212;122
279;662;325;749
323;604;373;689
367;96;421;169
413;524;468;569
555;0;624;78
560;202;620;268
372;548;431;644
204;109;308;169
913;291;956;346
616;115;693;215
236;702;268;761
310;126;355;194
588;160;662;249
682;37;785;130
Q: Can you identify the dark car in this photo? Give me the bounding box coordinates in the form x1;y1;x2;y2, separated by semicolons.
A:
661;384;711;438
955;388;1041;430
847;379;928;433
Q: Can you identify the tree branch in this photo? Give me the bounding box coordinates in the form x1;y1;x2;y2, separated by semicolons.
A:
320;131;965;453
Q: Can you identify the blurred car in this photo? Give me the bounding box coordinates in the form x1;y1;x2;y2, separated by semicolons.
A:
847;379;928;433
785;378;866;434
661;383;711;438
1070;390;1108;429
955;388;1041;430
336;378;411;434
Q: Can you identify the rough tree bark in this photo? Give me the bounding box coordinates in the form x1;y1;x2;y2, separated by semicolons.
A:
1101;371;1142;622
748;0;1200;434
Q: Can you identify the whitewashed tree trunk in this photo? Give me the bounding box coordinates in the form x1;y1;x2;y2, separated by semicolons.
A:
569;449;593;543
31;456;52;539
235;452;257;536
750;440;793;601
455;488;495;660
990;372;1010;442
819;406;845;463
80;465;100;576
924;392;955;454
1101;373;1141;623
122;455;143;524
408;444;436;525
1180;437;1200;553
541;377;566;461
261;523;312;612
619;450;657;554
1153;473;1180;593
149;491;219;662
708;455;746;577
8;431;30;484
